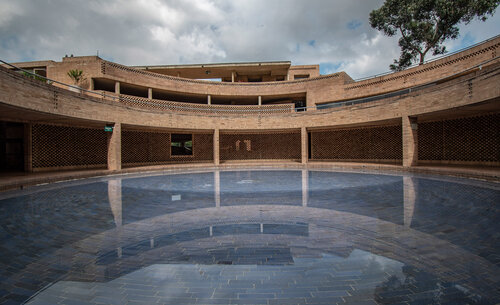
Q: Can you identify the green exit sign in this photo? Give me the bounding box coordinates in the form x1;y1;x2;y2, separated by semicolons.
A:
104;126;114;132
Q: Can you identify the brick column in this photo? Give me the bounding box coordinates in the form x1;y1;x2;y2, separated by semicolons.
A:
402;116;418;167
24;123;33;172
258;96;262;106
207;95;211;105
301;127;308;164
148;88;153;99
107;123;121;170
114;81;120;94
214;129;220;165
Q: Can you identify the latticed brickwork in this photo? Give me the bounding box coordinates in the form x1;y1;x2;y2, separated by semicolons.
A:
419;114;500;162
193;133;214;161
122;131;169;164
220;132;301;161
117;94;294;115
122;130;213;165
32;124;107;169
311;125;402;161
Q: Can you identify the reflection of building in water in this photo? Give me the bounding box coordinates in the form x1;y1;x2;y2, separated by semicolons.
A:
107;179;122;227
302;169;308;207
403;176;416;227
214;170;220;208
108;178;124;258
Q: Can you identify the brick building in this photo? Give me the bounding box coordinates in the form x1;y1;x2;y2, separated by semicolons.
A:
0;35;498;181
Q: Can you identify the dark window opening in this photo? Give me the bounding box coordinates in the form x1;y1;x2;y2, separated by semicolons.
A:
248;77;262;82
120;85;148;98
294;100;306;112
33;69;47;77
276;76;285;81
92;78;116;93
294;74;309;80
0;122;24;172
171;134;193;156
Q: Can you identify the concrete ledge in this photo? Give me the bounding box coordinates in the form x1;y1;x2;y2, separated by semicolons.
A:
0;162;498;193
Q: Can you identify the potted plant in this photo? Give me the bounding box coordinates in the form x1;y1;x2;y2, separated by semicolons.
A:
67;69;86;92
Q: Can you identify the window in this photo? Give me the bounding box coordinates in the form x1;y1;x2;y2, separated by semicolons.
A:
248;76;262;82
294;74;310;80
171;134;193;156
33;68;47;77
294;100;306;112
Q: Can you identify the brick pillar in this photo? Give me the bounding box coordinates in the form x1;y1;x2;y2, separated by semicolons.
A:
148;88;153;99
214;129;220;165
403;116;418;167
258;96;262;106
107;123;121;170
207;95;211;105
114;81;120;94
301;127;308;164
24;123;33;172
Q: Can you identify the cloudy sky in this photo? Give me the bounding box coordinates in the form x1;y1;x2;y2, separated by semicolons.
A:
1;0;499;79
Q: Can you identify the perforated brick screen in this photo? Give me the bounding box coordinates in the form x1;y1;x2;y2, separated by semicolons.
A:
117;94;294;115
32;124;107;169
310;125;402;161
122;130;213;165
419;114;500;162
220;132;301;161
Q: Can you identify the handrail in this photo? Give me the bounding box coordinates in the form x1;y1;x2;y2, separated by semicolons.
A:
0;60;296;114
351;34;500;82
318;56;500;109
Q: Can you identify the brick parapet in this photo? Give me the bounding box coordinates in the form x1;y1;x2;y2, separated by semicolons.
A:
39;36;499;106
0;60;498;131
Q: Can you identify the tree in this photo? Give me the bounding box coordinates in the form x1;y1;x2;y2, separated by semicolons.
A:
67;69;86;86
369;0;499;71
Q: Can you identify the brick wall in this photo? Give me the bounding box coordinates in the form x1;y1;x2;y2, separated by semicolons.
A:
220;132;301;161
122;130;213;165
419;114;500;164
32;124;107;170
310;125;402;162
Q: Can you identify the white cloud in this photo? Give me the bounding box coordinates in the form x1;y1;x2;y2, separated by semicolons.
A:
0;0;498;79
0;1;23;27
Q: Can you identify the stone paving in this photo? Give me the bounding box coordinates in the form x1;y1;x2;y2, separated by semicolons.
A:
0;169;498;304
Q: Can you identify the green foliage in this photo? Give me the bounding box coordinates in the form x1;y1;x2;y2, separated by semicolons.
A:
67;69;86;85
21;71;46;82
369;0;499;71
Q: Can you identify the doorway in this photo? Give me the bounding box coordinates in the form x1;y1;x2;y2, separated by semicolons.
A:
0;122;25;172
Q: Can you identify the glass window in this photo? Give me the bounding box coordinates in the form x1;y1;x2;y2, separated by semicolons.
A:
171;134;193;156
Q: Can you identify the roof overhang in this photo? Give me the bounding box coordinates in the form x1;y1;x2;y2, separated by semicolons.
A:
131;61;291;79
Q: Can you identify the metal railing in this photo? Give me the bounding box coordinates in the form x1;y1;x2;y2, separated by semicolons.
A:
351;34;500;82
0;60;297;115
317;55;499;110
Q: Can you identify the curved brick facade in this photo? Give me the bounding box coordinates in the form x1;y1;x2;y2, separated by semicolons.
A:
0;36;499;174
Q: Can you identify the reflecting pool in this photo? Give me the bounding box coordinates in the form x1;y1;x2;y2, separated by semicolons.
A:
0;169;499;304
